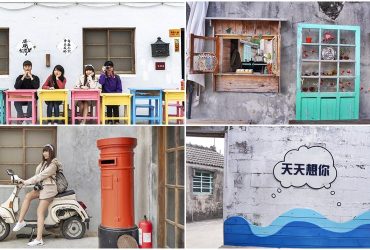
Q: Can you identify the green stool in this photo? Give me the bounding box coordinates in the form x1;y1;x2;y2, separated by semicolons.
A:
0;88;7;124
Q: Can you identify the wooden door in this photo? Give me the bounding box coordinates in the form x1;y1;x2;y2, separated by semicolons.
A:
158;127;184;248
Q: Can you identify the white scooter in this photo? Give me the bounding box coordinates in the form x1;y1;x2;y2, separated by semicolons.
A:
0;169;90;241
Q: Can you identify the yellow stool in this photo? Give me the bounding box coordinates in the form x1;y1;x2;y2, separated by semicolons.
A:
101;93;132;124
163;90;185;125
38;89;69;125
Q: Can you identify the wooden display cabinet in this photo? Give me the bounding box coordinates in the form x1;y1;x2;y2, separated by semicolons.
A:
296;23;360;120
189;18;285;93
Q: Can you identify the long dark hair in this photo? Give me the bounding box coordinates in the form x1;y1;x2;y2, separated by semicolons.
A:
42;144;56;167
51;65;65;87
84;64;95;86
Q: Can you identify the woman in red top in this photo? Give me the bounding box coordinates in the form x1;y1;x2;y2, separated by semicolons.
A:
42;65;66;124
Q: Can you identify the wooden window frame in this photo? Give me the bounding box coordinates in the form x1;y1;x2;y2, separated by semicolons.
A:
83;28;136;74
189;33;219;74
158;127;184;248
0;28;9;75
189;18;284;93
0;127;57;184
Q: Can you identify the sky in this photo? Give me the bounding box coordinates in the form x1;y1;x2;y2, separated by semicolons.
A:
186;136;225;155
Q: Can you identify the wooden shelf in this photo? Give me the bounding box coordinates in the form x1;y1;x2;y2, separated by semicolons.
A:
302;59;355;62
216;73;276;77
302;76;356;78
302;43;320;46
302;43;355;47
339;44;356;47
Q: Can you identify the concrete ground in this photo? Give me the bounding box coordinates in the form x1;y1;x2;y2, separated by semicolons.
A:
0;231;98;248
186;219;223;248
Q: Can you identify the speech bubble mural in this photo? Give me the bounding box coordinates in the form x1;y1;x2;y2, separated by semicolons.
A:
273;145;337;189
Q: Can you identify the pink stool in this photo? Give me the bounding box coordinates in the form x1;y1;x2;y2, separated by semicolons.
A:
162;102;184;124
5;90;37;124
71;89;101;124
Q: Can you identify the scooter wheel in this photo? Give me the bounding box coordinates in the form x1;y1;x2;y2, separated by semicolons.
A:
0;218;10;241
61;216;86;240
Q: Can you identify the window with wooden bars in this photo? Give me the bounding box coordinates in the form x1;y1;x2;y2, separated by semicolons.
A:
158;126;184;248
0;29;9;75
0;127;57;184
83;28;135;74
192;170;213;194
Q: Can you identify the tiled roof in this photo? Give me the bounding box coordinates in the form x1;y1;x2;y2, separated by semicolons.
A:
186;144;224;168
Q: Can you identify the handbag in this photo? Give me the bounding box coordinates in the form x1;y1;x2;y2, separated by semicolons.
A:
53;164;68;193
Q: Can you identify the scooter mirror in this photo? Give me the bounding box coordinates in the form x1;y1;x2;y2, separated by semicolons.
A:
6;169;14;176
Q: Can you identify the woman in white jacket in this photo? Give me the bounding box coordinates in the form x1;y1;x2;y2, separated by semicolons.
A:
12;144;61;246
74;64;100;124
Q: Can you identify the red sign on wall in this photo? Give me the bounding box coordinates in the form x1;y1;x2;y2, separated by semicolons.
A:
155;62;165;70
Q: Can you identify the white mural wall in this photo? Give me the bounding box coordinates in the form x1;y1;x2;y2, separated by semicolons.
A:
224;126;370;247
0;2;184;91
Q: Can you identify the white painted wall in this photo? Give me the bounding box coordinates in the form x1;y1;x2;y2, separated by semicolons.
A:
224;126;370;225
0;2;184;92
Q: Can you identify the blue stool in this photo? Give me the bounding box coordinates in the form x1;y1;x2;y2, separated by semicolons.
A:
129;88;163;124
0;88;7;124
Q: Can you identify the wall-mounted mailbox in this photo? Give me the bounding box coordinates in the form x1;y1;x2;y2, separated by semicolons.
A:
151;37;169;57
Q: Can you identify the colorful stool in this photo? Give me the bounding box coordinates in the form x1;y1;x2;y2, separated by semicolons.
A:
71;89;101;124
5;89;37;124
130;88;163;124
38;89;68;125
163;90;185;125
101;93;132;124
0;88;7;124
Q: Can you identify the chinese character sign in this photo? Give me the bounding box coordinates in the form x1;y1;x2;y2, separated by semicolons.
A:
16;39;35;56
57;38;77;55
273;146;337;189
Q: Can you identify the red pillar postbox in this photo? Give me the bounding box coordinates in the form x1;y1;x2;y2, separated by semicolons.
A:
97;137;139;248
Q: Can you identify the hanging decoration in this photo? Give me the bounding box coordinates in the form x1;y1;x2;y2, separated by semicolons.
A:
57;38;77;55
16;39;35;56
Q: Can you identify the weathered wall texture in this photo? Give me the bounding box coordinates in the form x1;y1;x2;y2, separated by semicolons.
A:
190;2;370;124
186;163;223;222
57;127;155;239
224;126;370;247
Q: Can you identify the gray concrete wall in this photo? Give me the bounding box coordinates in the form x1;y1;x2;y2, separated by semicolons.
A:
57;126;154;236
186;163;223;222
224;126;370;224
190;2;370;124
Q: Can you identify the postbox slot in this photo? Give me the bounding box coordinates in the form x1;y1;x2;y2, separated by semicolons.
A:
100;158;117;166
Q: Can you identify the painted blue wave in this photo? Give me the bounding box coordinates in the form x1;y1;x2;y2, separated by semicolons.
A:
228;208;370;235
224;208;370;248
